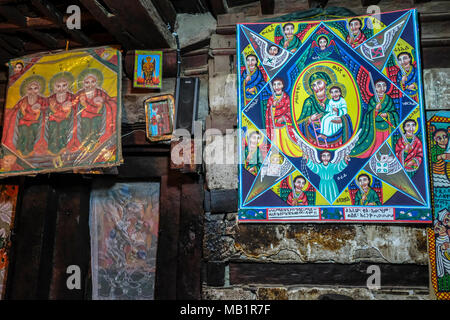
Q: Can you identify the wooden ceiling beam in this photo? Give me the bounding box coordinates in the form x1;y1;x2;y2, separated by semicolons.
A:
26;29;59;49
260;0;274;15
0;5;27;27
101;0;175;48
151;0;177;28
0;34;23;55
0;14;97;32
30;0;93;46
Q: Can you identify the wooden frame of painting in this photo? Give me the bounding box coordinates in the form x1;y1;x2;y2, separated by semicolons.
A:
144;94;175;142
133;50;163;89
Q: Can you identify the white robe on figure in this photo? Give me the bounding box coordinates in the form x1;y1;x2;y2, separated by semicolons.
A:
320;97;347;137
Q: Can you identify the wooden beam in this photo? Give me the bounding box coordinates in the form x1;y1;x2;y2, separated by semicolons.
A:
102;0;175;48
48;177;91;300
31;0;92;46
207;0;228;18
209;189;238;213
0;35;21;55
229;262;429;288
6;181;56;299
25;29;60;49
360;0;381;6
177;180;204;299
0;5;27;27
151;0;177;28
155;173;181;299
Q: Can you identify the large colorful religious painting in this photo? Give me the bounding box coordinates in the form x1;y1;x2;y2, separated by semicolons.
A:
133;51;162;89
0;46;122;177
144;94;175;142
90;181;160;300
237;9;431;223
426;111;450;300
0;185;19;299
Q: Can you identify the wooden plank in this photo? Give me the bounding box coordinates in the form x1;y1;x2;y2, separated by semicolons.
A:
103;0;174;48
229;262;429;288
48;177;91;300
117;155;169;178
177;180;204;299
151;0;177;28
79;0;144;49
207;0;228;18
210;34;236;50
31;0;93;46
210;189;238;213
0;5;27;27
6;180;55;299
260;0;275;15
206;261;226;286
154;174;181;299
422;46;450;69
25;29;59;49
0;35;20;55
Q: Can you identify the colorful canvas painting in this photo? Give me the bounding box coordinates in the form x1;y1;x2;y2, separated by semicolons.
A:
0;46;122;177
0;185;19;299
237;9;431;223
133;51;162;89
144;94;175;142
426;110;450;300
90;182;160;300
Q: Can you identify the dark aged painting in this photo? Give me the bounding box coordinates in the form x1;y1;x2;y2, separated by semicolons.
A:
90;182;160;300
237;9;431;223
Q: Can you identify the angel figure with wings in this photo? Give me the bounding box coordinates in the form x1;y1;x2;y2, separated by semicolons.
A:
298;130;361;202
274;23;314;53
310;34;339;60
248;32;290;72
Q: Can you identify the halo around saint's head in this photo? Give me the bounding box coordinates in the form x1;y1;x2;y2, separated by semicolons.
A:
77;68;104;89
326;82;347;99
49;71;75;94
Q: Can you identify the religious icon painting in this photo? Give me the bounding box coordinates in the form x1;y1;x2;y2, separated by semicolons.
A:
426;111;450;300
144;94;175;142
0;46;122;177
133;51;162;89
90;181;160;300
237;9;432;223
0;185;19;299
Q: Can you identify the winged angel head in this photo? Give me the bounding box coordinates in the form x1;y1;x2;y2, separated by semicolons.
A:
296;129;362;167
292;130;362;203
